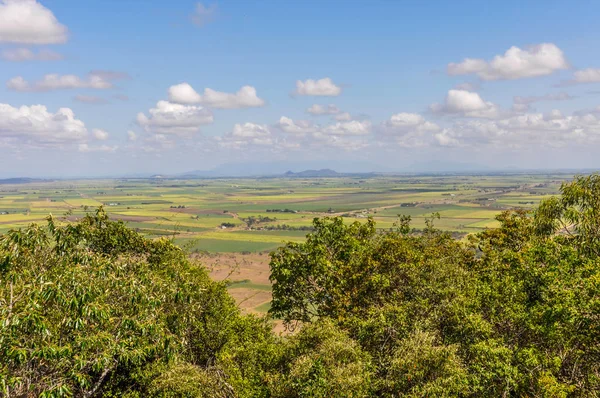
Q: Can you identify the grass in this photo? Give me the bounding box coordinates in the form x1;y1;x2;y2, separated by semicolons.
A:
254;301;272;313
227;280;273;291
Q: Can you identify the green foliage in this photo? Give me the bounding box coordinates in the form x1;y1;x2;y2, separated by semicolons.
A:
0;208;275;397
267;320;373;398
269;174;600;396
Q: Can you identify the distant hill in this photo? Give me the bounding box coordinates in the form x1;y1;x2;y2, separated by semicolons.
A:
284;169;341;177
179;160;387;178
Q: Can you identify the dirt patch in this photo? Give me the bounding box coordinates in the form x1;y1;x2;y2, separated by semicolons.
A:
227;288;271;313
196;252;293;332
200;252;272;285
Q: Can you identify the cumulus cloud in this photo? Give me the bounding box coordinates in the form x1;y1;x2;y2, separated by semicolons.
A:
447;43;568;80
127;130;137;141
92;128;109;140
277;116;316;135
137;101;214;135
0;0;68;44
306;104;340;115
73;95;108;105
168;83;265;109
433;111;600;149
430;90;501;119
1;47;62;61
385;112;440;130
323;120;371;136
191;2;216;26
278;116;370;137
379;112;441;147
571;68;600;84
434;129;460;147
0;103;86;145
219;123;274;148
7;71;128;92
295;78;342;96
169;83;202;104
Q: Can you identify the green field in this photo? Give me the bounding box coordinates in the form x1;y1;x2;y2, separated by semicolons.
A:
0;174;569;249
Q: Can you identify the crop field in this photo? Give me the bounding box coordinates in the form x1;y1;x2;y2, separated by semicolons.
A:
0;173;571;313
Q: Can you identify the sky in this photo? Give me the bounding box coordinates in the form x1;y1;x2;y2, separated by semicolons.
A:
1;0;600;177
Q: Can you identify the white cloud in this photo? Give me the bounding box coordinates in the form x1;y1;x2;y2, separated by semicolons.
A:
386;113;439;130
137;101;214;135
0;0;68;44
74;95;108;105
435;111;600;149
92;128;109;140
1;47;62;61
0;103;86;145
323;120;371;136
379;112;441;147
431;90;501;119
572;68;600;83
202;86;265;109
168;83;265;109
448;43;568;80
296;78;342;96
191;2;216;26
434;130;460;147
334;112;352;121
78;143;117;153
6;71;127;92
310;133;369;151
127;130;137;141
278;116;371;137
306;104;340;115
168;83;202;104
277;116;316;135
220;122;274;148
231;122;271;139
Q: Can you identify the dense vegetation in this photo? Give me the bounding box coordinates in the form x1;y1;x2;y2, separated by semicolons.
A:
1;175;599;396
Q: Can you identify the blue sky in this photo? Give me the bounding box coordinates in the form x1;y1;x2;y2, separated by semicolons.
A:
1;0;600;177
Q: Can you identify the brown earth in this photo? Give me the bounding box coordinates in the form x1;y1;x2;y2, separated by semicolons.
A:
199;252;271;285
227;288;271;312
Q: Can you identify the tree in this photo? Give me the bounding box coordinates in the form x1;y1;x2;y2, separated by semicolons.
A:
0;208;277;397
269;175;600;396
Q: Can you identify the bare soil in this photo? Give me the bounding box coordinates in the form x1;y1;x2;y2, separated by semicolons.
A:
200;252;272;285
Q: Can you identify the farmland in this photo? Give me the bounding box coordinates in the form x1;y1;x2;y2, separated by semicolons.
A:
0;173;570;313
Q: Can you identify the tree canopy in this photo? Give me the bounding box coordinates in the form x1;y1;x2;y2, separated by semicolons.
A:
270;175;600;396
